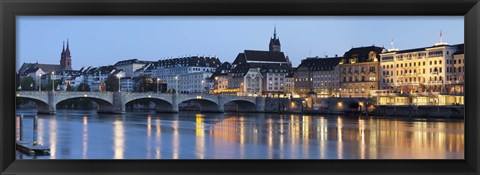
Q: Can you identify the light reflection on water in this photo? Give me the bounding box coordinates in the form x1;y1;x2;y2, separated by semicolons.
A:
15;109;464;159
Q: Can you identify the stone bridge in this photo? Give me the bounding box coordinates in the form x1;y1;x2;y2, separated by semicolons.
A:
16;91;265;114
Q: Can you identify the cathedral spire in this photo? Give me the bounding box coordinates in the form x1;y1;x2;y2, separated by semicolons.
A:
66;38;70;52
273;24;277;39
60;39;72;70
269;25;281;52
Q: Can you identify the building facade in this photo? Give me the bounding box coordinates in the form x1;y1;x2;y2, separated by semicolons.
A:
339;46;385;98
294;56;342;98
376;42;464;105
284;71;295;97
120;77;134;92
211;62;232;94
151;56;221;93
226;27;292;97
114;59;150;78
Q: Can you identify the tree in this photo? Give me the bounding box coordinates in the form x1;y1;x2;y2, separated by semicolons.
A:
45;79;61;91
77;82;91;91
133;75;154;92
20;76;35;91
104;75;120;92
66;83;75;91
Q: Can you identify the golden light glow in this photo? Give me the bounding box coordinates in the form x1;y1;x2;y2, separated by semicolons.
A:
113;119;125;159
82;116;88;159
195;114;205;159
49;119;57;158
172;120;179;159
146;115;152;159
155;118;161;159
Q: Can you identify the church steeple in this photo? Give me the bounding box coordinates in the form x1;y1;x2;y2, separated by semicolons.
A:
62;41;65;54
269;25;281;52
60;39;72;70
65;39;71;55
273;25;277;39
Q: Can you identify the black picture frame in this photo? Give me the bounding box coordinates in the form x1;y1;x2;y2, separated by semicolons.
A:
1;0;479;174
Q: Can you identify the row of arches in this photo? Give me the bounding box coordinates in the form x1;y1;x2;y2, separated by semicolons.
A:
17;96;258;113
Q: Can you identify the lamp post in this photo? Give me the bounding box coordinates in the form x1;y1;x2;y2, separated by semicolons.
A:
51;72;55;92
240;82;244;96
157;78;160;93
175;76;178;95
38;75;41;92
302;100;306;114
117;74;122;92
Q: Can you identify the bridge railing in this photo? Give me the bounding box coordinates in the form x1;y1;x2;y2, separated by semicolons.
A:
17;91;49;95
18;91;260;100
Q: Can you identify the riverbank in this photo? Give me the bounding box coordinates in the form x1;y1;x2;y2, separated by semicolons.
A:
259;105;464;119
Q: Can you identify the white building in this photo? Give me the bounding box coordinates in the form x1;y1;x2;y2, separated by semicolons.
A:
226;27;292;97
151;56;221;93
120;77;134;92
114;59;150;78
82;65;124;91
228;51;291;97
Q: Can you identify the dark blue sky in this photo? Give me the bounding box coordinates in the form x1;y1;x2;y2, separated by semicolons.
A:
17;16;463;70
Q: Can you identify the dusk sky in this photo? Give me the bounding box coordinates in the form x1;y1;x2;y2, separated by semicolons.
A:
17;16;463;70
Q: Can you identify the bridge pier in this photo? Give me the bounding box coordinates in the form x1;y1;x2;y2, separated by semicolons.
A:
37;92;57;114
213;96;225;113
255;97;266;112
170;94;179;113
110;92;126;114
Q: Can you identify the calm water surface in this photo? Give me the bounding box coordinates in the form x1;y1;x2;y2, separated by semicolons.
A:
15;109;464;159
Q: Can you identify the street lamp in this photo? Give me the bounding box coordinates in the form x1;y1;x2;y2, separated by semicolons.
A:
302;100;306;114
175;76;178;95
116;74;122;92
157;78;160;93
51;72;55;92
240;82;244;96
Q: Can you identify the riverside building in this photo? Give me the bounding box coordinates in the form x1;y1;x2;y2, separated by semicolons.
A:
151;56;221;93
339;46;385;98
226;27;292;97
294;56;342;98
375;42;464;106
211;62;232;94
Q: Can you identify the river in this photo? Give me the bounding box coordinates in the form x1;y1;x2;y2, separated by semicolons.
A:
15;109;464;159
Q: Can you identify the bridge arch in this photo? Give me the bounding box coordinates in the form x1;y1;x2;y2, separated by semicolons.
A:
126;97;175;113
178;97;221;112
55;97;114;113
16;96;51;114
223;99;257;112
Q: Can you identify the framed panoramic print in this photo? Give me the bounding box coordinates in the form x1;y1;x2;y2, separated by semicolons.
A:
1;0;479;175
